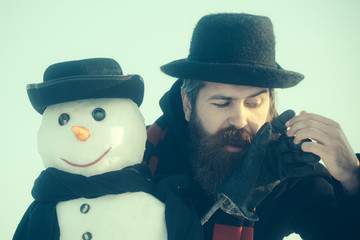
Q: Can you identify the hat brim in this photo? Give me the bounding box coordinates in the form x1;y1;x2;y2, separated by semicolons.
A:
161;59;304;88
27;75;144;114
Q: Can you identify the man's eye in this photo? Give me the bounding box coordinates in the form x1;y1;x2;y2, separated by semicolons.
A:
58;113;70;126
245;100;261;108
92;108;106;121
212;102;230;108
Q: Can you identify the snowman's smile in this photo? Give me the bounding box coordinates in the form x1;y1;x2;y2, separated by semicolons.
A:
60;147;112;168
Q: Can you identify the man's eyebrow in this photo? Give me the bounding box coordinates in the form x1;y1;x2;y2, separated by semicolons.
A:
247;89;269;98
209;96;233;101
209;89;269;100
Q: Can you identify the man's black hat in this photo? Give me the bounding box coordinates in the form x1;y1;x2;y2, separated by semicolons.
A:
27;58;144;114
161;13;304;88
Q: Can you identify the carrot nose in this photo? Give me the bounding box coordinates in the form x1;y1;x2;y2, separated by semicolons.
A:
72;126;90;141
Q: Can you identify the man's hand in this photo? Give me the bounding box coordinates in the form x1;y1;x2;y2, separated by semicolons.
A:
286;111;360;194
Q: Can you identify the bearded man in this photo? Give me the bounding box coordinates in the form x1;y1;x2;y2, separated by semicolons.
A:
144;13;359;240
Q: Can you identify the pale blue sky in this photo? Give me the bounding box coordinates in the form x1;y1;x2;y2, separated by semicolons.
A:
1;1;359;239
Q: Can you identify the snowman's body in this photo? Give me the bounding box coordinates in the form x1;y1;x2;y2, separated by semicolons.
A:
57;192;166;240
37;98;167;239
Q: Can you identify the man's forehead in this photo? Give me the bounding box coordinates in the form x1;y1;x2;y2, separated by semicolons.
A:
201;81;269;98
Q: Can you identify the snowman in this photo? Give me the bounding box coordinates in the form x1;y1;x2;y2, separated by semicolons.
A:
13;58;167;240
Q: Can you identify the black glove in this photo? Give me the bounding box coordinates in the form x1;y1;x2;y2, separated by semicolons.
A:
214;110;320;222
215;121;272;221
256;110;320;187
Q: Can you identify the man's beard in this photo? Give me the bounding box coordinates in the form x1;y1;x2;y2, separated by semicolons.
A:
188;113;254;196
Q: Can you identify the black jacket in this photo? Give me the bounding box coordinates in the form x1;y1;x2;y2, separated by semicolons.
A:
144;79;360;240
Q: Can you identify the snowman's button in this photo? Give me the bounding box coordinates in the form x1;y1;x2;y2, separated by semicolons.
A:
82;232;92;240
80;203;90;214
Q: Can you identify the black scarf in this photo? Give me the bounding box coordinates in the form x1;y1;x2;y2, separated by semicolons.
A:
13;164;155;240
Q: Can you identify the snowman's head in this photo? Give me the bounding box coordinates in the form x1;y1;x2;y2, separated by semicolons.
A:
38;98;146;176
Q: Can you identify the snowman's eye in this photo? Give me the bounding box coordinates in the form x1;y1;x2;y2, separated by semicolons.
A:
92;108;106;121
58;113;70;126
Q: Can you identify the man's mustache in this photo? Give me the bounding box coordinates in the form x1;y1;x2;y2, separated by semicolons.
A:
220;127;253;147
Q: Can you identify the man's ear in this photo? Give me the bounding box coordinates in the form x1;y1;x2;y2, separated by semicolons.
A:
181;88;192;122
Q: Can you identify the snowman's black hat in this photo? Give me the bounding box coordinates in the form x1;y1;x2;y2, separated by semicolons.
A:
27;58;144;114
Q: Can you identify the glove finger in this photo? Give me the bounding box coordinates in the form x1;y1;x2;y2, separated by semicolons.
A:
271;109;295;134
275;135;295;153
285;137;314;152
275;135;304;154
285;163;315;178
252;122;272;147
301;152;320;164
285;136;302;151
241;122;271;175
283;152;320;164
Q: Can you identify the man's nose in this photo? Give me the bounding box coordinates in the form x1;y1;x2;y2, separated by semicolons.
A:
228;104;248;129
